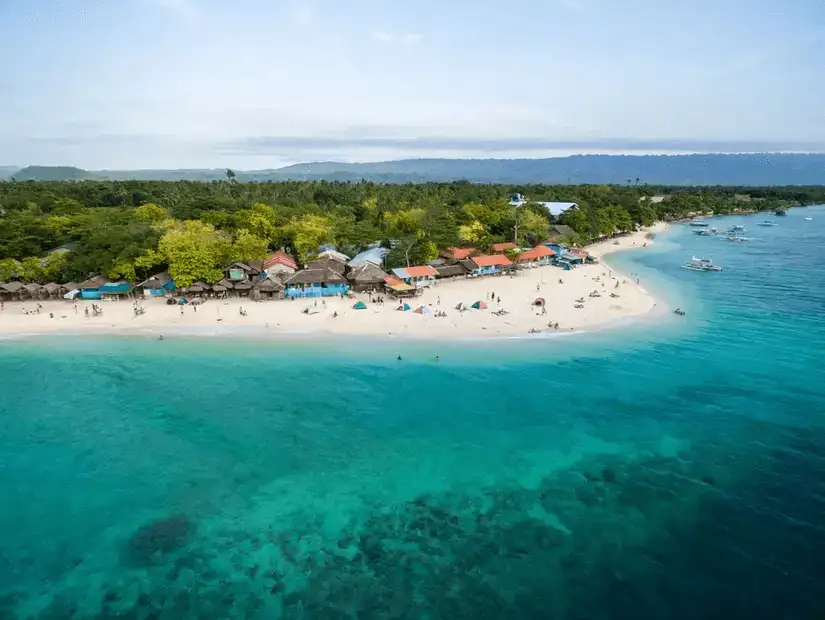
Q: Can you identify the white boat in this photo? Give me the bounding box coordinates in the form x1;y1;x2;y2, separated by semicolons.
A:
757;220;777;227
689;221;710;228
805;217;813;221
682;256;723;272
695;227;718;236
727;225;746;233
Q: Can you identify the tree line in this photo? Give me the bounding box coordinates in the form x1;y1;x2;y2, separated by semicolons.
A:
0;180;821;287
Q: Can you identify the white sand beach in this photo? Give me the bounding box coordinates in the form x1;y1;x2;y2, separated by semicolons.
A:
0;224;668;340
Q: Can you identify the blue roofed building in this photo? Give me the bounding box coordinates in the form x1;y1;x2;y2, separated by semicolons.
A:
348;246;389;267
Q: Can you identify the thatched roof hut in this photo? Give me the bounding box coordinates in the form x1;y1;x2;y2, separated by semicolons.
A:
43;282;62;296
347;263;389;290
254;277;284;292
306;256;347;275
436;264;468;279
185;281;212;294
1;281;25;294
61;282;80;292
81;275;108;290
233;280;254;291
23;282;44;297
285;267;348;287
138;271;172;289
213;278;234;294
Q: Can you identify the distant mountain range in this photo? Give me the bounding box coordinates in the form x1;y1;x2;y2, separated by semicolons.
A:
2;154;825;185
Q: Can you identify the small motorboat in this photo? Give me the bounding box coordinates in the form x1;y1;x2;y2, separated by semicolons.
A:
757;220;777;227
805;217;813;221
689;220;710;228
682;257;723;272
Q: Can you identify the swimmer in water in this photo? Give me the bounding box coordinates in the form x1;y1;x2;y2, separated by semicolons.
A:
397;355;402;361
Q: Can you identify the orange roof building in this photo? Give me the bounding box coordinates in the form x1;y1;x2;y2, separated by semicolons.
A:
491;241;518;252
263;250;298;272
516;245;556;262
470;254;513;268
441;247;478;260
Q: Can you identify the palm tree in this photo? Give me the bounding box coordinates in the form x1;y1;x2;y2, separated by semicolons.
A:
225;169;236;183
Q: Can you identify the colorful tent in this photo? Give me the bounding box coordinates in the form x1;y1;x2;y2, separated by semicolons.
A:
471;300;487;310
533;297;545;306
397;303;411;311
352;301;367;309
414;305;430;314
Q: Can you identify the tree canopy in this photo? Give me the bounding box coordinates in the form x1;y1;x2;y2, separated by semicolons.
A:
0;178;820;284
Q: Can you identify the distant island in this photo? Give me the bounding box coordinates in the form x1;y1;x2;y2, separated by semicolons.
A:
3;153;825;185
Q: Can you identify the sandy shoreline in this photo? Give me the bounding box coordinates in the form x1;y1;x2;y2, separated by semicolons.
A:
0;224;669;341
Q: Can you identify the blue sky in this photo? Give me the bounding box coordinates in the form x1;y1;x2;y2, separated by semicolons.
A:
1;0;824;168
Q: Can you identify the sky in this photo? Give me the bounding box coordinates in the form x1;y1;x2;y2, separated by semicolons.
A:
0;0;824;169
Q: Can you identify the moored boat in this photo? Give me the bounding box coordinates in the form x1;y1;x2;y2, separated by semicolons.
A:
681;256;723;272
689;220;710;228
727;225;746;233
757;220;777;227
774;208;788;216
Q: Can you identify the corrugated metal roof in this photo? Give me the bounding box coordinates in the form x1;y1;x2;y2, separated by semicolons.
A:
348;247;389;266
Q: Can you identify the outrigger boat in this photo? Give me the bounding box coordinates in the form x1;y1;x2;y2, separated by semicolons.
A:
682;256;723;272
694;227;718;236
688;220;710;228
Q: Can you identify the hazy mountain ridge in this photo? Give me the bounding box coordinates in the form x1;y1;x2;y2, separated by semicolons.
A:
3;153;825;185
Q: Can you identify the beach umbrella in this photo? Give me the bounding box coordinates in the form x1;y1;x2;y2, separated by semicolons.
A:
455;302;466;310
471;300;487;310
352;301;367;309
397;303;411;311
533;297;545;306
414;305;430;314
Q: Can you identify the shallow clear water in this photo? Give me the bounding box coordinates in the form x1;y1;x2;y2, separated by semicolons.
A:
1;207;825;619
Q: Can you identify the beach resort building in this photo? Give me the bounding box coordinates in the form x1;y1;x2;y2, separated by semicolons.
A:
347;262;390;292
440;247;478;263
138;272;177;297
263;250;297;278
509;194;579;217
391;265;438;289
516;245;556;267
490;242;518;253
463;254;513;276
284;266;349;298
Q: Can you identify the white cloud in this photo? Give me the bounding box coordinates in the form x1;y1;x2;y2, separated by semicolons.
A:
371;31;394;42
402;33;423;45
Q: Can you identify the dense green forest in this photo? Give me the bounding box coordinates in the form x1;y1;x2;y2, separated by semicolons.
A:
0;180;822;287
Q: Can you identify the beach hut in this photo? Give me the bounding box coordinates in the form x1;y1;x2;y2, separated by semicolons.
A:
80;275;108;300
391;265;438;289
352;301;367;310
347;262;390;292
471;300;487;310
213;278;235;297
316;248;350;263
98;281;133;300
252;276;284;299
42;283;62;299
233;279;254;296
23;283;44;299
516;245;556;267
435;263;468;280
225;262;259;282
1;281;25;300
414;305;430;314
465;254;513;276
284;267;349;298
307;256;347;275
383;276;417;298
397;303;411;311
138;272;176;297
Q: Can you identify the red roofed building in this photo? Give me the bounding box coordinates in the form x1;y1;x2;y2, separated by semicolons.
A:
263;250;298;278
491;241;518;252
516;245;556;265
441;246;478;262
471;254;512;268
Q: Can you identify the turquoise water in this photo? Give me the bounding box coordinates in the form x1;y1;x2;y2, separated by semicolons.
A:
2;207;825;619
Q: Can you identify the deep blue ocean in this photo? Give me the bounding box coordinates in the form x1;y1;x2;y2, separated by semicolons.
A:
1;207;825;619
